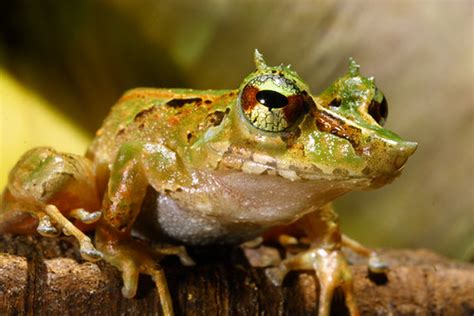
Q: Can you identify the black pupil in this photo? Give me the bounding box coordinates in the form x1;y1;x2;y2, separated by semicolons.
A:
256;90;288;109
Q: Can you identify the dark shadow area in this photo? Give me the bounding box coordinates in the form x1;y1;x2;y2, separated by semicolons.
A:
0;0;186;134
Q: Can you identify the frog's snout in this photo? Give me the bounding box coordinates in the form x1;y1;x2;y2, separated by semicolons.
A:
400;141;418;156
365;139;416;188
394;141;417;169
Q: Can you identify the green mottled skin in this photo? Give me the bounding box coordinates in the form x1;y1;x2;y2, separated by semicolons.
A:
87;88;234;175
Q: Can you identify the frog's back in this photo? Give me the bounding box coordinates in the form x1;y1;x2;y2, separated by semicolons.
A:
86;87;234;168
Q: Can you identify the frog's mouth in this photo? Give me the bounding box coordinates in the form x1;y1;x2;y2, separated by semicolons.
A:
216;142;416;188
216;145;368;183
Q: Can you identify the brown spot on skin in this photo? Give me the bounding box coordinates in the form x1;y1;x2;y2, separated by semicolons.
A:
166;97;203;108
119;89;205;103
241;85;259;112
198;109;229;132
313;108;363;153
283;95;306;124
134;106;156;122
118;90;176;103
132;106;162;129
207;110;227;126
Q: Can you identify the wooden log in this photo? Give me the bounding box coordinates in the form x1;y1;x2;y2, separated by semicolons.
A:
0;234;473;315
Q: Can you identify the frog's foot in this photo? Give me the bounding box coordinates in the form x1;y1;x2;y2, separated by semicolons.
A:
96;228;177;316
342;234;388;274
265;245;359;316
40;204;102;261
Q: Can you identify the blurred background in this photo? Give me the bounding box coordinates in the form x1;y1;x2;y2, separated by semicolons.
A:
0;0;472;260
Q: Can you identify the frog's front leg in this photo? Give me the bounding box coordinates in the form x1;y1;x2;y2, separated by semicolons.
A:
0;147;102;260
264;205;361;316
96;142;192;316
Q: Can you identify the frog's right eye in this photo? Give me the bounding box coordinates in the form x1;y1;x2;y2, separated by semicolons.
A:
368;96;388;126
256;90;288;109
239;77;307;132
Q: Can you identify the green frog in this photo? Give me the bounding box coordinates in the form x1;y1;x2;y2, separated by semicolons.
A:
0;50;416;316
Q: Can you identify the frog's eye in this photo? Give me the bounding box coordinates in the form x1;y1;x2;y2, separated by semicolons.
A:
368;96;388;126
240;77;306;132
256;90;288;108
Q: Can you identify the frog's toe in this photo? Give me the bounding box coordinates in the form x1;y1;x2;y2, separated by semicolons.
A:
70;208;102;224
178;253;195;266
79;240;103;261
154;245;195;266
368;253;388;274
121;260;140;298
342;234;388;274
149;268;174;315
37;215;60;237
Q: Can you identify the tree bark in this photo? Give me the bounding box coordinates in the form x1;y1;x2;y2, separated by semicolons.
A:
0;234;473;315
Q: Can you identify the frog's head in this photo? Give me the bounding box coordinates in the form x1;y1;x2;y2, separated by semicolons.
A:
216;51;416;190
306;58;418;188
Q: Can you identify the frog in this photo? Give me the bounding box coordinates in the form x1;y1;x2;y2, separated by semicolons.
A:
0;50;417;316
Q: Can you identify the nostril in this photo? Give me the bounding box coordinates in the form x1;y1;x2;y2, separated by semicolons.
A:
328;98;341;108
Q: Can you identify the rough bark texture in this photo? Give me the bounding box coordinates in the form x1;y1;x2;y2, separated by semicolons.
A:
0;234;473;316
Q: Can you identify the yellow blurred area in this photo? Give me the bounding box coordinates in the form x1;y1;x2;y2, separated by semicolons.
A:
0;69;91;188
